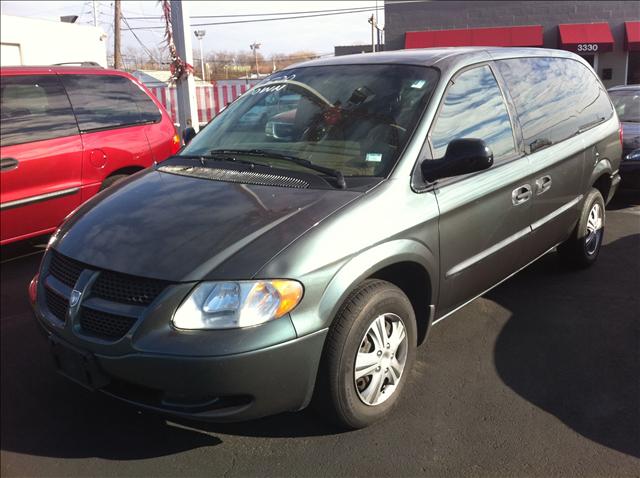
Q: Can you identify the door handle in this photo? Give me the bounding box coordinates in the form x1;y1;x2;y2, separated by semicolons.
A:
512;184;532;205
0;157;19;172
535;175;552;195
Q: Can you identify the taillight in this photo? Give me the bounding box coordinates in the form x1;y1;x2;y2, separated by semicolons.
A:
171;132;181;154
619;124;623;145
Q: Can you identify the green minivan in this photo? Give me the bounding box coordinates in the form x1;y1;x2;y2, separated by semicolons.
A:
31;47;621;428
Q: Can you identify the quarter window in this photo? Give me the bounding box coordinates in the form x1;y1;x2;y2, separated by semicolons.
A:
60;74;161;132
0;75;79;147
430;65;516;160
496;57;613;153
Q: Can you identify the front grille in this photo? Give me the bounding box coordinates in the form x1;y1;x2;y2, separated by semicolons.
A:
45;251;172;340
92;271;169;306
49;250;85;287
80;307;137;340
45;287;69;322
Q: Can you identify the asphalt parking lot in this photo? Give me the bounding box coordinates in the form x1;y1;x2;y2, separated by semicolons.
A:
1;192;639;477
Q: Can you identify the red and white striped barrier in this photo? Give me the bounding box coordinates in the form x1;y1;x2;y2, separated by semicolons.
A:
148;79;261;125
212;79;260;115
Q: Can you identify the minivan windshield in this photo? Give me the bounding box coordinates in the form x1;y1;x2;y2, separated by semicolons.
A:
182;64;439;180
610;90;640;123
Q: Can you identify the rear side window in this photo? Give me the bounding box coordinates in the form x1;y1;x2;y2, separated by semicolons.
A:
496;57;613;153
60;74;161;132
430;65;516;160
0;75;78;147
609;90;640;123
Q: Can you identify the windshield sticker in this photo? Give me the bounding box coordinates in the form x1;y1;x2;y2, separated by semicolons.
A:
252;73;297;95
262;73;296;84
411;79;427;89
251;84;287;95
366;153;383;163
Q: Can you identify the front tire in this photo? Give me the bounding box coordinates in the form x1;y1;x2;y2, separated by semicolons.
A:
315;279;417;429
558;188;605;268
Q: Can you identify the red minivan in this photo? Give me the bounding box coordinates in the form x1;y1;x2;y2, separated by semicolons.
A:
0;66;180;245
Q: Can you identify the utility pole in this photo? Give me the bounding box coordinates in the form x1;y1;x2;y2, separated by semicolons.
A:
375;0;381;52
114;0;122;69
92;0;98;26
368;11;383;53
171;0;200;133
250;42;261;78
194;30;206;81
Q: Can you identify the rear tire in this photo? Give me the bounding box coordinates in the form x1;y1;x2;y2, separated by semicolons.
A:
314;279;417;429
99;174;129;191
557;188;605;268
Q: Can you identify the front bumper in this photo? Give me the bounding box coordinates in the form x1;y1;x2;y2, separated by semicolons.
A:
35;311;327;421
32;250;328;421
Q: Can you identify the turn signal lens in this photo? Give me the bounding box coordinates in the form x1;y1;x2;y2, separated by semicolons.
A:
271;279;304;318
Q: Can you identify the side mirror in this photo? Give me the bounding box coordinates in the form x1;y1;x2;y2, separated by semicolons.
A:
421;138;493;183
183;126;197;145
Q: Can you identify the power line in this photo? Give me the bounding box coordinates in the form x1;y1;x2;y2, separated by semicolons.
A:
121;14;160;64
126;4;385;21
123;6;386;31
124;0;428;23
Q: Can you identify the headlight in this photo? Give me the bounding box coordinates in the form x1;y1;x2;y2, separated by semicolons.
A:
173;280;303;330
625;148;640;161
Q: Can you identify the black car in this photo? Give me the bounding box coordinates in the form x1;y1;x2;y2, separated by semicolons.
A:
609;85;640;190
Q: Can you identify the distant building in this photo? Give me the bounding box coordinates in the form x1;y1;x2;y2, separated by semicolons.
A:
334;45;385;56
0;14;107;67
384;0;640;87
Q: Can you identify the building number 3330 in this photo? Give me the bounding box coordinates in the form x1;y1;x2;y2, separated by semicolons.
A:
577;44;599;52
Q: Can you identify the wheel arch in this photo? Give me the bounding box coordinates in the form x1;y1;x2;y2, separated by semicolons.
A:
590;159;614;203
317;239;438;345
369;261;433;344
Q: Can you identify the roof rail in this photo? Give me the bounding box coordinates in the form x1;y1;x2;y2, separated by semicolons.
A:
53;62;103;67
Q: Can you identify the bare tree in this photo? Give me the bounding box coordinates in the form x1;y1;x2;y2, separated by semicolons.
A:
121;46;320;79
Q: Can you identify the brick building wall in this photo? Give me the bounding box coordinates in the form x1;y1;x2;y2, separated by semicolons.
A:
384;0;640;86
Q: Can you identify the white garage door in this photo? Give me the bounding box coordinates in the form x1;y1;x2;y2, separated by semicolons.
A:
1;43;22;66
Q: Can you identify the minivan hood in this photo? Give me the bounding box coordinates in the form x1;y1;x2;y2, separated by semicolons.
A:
55;169;361;281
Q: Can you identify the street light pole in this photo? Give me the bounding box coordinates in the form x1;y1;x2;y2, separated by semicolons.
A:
194;30;206;81
368;15;375;53
92;0;98;26
250;42;261;78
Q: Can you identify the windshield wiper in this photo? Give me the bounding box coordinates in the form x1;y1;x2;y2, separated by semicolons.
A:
209;149;346;189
